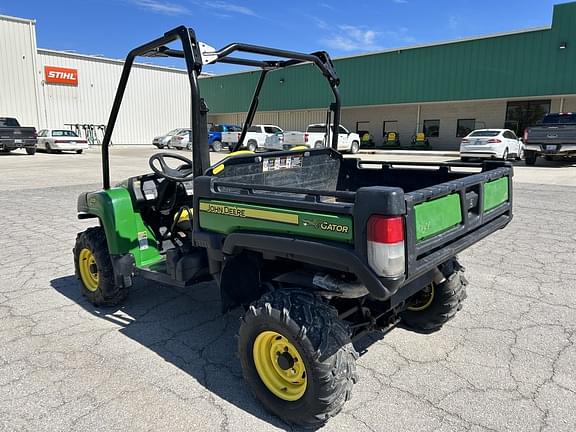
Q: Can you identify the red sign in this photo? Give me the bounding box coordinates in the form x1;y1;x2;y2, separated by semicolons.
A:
44;66;78;86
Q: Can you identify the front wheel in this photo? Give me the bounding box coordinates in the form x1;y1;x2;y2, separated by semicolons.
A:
26;147;36;155
401;259;468;333
349;140;360;154
247;140;257;152
74;227;128;306
239;289;358;428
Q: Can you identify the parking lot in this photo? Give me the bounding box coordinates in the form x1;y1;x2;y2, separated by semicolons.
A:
1;147;575;432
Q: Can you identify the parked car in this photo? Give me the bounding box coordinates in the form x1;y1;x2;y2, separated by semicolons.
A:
209;124;242;152
169;129;192;150
37;129;89;154
0;117;37;155
221;124;284;151
523;112;576;165
459;129;523;161
304;124;360;153
153;128;188;149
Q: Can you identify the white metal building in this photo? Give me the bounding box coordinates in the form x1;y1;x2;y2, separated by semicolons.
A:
1;14;191;145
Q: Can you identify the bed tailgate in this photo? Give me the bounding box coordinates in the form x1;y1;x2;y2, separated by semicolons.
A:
404;165;513;278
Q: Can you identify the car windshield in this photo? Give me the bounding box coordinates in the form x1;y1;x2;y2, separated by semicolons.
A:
52;130;79;137
469;130;501;137
0;118;19;127
167;129;183;135
542;113;576;124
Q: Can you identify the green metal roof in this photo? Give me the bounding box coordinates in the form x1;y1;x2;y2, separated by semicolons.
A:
200;2;576;114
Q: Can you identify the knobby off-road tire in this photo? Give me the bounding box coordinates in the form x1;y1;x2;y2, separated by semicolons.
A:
238;289;358;428
401;259;468;333
74;227;128;306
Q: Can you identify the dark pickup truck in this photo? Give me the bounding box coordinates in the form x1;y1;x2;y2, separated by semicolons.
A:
524;112;576;165
0;117;37;155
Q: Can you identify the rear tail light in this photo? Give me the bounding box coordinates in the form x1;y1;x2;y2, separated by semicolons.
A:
367;215;405;278
487;138;502;143
54;140;68;143
237;132;242;141
461;139;469;144
79;140;87;144
523;129;528;141
304;133;309;143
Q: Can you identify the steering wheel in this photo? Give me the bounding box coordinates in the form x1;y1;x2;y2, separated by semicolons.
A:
149;152;194;182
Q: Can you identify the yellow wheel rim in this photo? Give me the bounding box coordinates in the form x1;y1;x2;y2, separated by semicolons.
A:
79;248;99;292
253;331;307;401
407;285;434;311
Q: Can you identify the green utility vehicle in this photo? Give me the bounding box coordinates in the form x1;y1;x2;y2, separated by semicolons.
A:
73;27;513;428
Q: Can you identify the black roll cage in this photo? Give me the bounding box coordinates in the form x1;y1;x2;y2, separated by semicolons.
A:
101;25;342;189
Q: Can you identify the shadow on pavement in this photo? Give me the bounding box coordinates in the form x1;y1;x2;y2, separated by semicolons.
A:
51;275;302;431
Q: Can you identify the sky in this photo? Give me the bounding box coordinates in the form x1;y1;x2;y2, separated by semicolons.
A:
0;0;564;73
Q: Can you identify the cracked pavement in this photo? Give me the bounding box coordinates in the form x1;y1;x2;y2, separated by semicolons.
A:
1;148;575;431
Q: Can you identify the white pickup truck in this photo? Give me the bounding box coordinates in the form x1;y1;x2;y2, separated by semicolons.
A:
221;124;284;151
304;124;360;153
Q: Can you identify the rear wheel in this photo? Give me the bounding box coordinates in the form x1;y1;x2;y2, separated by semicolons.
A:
26;147;36;155
211;140;222;152
516;148;524;161
76;149;83;154
74;227;128;306
401;259;467;333
525;150;537;165
314;141;324;149
46;143;53;154
239;289;358;428
501;148;509;160
460;156;471;162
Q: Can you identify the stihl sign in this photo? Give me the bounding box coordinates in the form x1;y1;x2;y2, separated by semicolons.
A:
44;66;78;86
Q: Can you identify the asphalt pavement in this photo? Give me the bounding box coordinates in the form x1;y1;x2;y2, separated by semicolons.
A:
1;146;575;431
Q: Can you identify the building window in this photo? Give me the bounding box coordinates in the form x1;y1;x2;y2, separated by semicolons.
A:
423;120;440;137
505;100;551;136
457;119;475;137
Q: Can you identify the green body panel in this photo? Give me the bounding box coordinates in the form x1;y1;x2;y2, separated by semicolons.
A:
199;199;353;243
483;177;510;212
85;187;162;267
414;193;462;241
200;3;576;113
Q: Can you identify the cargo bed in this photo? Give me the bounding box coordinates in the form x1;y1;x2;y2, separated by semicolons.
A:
192;149;513;299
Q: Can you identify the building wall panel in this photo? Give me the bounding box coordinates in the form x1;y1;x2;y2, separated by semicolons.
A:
0;16;40;127
37;50;191;144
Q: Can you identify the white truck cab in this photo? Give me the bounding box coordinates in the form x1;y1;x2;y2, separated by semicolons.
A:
304;124;360;153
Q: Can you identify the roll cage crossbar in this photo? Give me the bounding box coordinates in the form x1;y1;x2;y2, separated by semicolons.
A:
101;25;342;189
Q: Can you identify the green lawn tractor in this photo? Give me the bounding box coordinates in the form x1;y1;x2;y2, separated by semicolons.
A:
73;26;513;428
